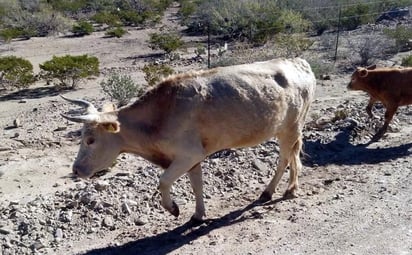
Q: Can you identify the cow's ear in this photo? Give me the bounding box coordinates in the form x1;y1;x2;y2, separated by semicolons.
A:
366;64;376;70
358;68;368;78
100;121;120;133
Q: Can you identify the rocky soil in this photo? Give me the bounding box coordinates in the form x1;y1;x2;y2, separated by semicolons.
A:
1;6;412;255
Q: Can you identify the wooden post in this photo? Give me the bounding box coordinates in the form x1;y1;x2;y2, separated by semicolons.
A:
334;6;342;62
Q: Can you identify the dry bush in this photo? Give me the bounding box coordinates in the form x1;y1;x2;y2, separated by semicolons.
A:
345;35;394;66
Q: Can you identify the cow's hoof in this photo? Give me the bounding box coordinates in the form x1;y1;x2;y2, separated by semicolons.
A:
189;215;205;226
258;191;272;203
283;190;298;200
169;201;180;217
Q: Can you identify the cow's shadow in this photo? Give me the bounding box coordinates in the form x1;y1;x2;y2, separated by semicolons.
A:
79;198;282;255
303;120;412;166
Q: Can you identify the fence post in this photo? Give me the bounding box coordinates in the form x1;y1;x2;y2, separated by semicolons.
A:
334;5;342;62
207;21;211;68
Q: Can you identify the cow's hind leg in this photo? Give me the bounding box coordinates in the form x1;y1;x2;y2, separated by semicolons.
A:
284;137;303;199
187;163;206;221
259;134;300;202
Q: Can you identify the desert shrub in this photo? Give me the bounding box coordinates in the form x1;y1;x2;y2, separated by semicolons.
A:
142;63;174;86
0;28;29;42
307;58;334;79
0;56;35;89
39;55;99;89
183;0;283;43
100;73;143;106
148;32;184;54
92;11;122;26
275;33;313;57
194;45;206;58
72;21;94;36
47;0;88;14
117;9;146;26
178;0;197;23
346;36;393;66
384;26;412;52
0;1;69;37
278;9;311;34
340;3;371;31
105;27;127;38
401;56;412;67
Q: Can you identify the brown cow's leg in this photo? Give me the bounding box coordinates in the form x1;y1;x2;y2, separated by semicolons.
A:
366;97;377;118
187;163;205;221
371;105;398;142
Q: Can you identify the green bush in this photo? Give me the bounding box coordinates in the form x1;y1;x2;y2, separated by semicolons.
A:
117;10;145;26
0;28;28;42
142;63;174;86
148;32;184;54
105;27;127;38
39;55;99;89
92;11;122;26
72;21;94;36
100;73;143;106
275;33;313;57
183;0;284;44
178;0;197;23
0;56;35;89
340;4;371;31
401;56;412;67
48;0;88;14
384;26;412;52
0;2;69;38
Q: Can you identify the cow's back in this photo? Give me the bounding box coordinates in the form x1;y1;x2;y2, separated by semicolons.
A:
192;58;315;151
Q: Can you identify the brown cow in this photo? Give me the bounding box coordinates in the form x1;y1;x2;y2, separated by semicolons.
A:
61;58;316;221
348;65;412;142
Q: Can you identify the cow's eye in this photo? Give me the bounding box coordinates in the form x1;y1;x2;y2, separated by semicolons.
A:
86;137;95;145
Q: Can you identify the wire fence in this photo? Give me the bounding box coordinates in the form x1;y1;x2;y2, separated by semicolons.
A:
199;1;412;70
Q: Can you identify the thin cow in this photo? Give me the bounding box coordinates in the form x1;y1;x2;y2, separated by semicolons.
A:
61;58;316;221
348;65;412;142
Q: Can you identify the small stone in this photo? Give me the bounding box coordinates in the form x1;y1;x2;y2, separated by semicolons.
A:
102;216;114;229
134;218;147;226
127;199;138;206
55;228;63;240
252;159;268;172
95;180;110;191
66;200;79;209
13;118;21;128
0;227;12;235
53;126;67;132
31;240;45;251
121;202;132;214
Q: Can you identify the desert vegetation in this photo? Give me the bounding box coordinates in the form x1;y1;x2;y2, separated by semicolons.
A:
0;0;411;91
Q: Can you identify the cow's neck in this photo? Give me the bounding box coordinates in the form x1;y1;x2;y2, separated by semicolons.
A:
114;101;172;168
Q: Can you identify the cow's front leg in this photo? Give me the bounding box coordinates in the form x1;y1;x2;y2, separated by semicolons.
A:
366;97;377;118
371;105;398;142
187;163;205;221
158;157;203;218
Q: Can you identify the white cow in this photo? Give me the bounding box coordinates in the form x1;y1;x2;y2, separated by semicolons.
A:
61;58;316;221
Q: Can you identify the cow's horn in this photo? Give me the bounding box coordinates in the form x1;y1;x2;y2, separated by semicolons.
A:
60;95;98;114
60;113;100;123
